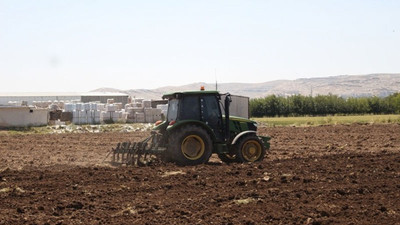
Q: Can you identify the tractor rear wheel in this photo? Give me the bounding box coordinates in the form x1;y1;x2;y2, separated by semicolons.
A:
235;135;265;163
168;125;212;166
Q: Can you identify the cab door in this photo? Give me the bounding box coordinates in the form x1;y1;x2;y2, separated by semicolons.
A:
200;95;224;142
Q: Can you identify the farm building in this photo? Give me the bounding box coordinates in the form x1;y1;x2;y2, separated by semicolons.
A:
0;92;129;106
0;106;49;128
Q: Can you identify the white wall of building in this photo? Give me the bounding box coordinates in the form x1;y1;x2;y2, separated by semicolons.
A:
0;107;49;127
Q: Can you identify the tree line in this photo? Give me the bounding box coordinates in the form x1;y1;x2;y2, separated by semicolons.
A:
250;93;400;117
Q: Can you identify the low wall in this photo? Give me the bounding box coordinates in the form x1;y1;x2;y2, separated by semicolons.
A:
0;107;49;128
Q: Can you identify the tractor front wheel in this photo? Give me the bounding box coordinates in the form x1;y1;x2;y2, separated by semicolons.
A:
168;125;212;166
235;135;265;163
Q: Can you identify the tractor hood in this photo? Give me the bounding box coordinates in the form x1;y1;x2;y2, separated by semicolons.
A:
227;115;256;124
224;115;258;132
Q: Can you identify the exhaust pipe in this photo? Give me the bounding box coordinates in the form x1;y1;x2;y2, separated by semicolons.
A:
224;93;231;142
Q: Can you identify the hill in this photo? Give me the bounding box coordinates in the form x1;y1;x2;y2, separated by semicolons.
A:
92;73;400;99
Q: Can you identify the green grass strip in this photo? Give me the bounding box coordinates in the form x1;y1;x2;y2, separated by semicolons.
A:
253;114;400;127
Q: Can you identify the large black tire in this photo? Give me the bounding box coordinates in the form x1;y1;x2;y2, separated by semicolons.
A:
167;125;212;166
235;135;266;163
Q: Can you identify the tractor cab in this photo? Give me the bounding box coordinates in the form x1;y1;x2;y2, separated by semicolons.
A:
163;90;225;142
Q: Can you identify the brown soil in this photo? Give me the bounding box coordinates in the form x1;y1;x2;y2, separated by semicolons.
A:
0;124;399;224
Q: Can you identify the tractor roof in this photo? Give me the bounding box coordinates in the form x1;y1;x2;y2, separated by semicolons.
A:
162;90;219;99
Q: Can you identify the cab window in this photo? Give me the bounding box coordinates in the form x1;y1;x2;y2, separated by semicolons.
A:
167;99;179;122
180;95;200;120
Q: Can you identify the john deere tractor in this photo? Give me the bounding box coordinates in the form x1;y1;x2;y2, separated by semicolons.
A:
111;90;270;166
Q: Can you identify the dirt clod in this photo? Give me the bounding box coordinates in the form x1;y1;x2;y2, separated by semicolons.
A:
67;201;83;210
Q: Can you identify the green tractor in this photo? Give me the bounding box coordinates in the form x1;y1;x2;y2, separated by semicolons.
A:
111;90;270;166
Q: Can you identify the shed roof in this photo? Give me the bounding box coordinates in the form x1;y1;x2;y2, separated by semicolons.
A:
0;92;128;97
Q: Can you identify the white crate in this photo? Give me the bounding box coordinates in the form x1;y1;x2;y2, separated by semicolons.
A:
115;103;123;111
144;108;153;123
125;103;133;110
143;100;152;108
101;111;112;122
135;112;145;123
90;103;98;111
133;98;143;103
64;103;75;112
84;103;91;111
97;104;105;111
75;103;83;111
156;104;168;111
107;104;116;112
152;108;162;116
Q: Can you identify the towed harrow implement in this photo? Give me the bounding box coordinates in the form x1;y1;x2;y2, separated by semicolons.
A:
106;132;166;166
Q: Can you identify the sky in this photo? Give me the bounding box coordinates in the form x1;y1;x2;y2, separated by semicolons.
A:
0;0;399;92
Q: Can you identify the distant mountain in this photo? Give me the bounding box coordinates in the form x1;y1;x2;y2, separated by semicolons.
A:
91;74;400;99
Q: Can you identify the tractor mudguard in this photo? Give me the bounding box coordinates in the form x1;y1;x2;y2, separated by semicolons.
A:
231;131;257;145
231;131;271;150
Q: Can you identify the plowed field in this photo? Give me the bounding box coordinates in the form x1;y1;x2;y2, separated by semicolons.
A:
1;124;399;224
